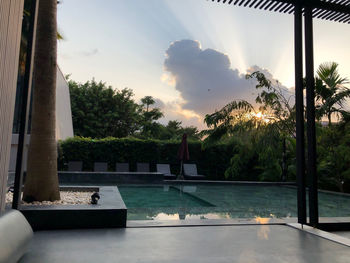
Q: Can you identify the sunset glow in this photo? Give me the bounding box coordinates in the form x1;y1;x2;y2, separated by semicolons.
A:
57;0;350;128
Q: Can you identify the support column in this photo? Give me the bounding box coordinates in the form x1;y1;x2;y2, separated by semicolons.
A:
294;3;306;224
305;6;318;226
13;0;39;209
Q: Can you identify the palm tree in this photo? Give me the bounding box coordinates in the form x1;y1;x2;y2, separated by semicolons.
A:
23;0;60;202
315;62;350;126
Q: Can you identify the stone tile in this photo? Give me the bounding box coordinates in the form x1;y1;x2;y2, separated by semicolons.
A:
20;225;350;263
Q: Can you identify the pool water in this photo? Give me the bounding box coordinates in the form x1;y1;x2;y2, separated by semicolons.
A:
118;186;214;208
117;184;350;221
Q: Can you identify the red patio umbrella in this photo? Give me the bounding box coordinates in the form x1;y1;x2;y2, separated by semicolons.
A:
177;133;189;179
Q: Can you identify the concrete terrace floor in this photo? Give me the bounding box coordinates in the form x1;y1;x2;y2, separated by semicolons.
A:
20;224;350;263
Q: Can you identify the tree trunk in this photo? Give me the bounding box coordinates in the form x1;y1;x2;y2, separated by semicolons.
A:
23;0;60;202
328;113;332;126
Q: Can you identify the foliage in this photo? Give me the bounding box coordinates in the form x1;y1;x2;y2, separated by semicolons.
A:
68;78;140;138
203;71;295;144
315;62;350;125
223;128;295;182
202;71;296;182
246;71;295;137
317;123;350;192
137;96;164;138
155;120;201;141
202;100;254;143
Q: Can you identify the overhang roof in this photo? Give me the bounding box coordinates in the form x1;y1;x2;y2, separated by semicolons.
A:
208;0;350;24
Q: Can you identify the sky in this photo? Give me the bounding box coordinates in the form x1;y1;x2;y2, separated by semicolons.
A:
57;0;350;129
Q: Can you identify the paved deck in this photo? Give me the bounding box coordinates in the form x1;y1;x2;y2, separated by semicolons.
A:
20;225;350;263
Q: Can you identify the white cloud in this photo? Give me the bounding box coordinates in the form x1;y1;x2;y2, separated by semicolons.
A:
164;39;257;116
161;40;294;129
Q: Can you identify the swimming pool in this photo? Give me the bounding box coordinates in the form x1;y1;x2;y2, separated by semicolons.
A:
117;184;350;221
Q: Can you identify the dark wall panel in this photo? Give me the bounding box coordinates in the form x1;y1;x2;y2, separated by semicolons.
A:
0;0;24;212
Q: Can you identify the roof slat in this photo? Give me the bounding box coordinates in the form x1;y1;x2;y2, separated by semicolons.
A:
280;3;292;12
208;0;350;24
284;4;294;13
253;0;265;9
287;6;295;13
316;9;332;18
244;0;253;7
272;1;285;11
343;16;350;22
332;12;350;21
323;10;339;19
264;1;276;10
269;1;282;11
319;10;335;19
248;0;258;7
338;13;349;21
259;0;272;9
340;14;350;21
327;10;346;20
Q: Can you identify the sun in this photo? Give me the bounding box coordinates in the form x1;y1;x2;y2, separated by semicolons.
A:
255;112;263;119
251;111;272;123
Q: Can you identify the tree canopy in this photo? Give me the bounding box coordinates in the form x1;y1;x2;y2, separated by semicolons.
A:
68;78;201;141
315;62;350;125
68;78;140;138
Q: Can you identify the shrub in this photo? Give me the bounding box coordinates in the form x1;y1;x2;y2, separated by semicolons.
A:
58;137;235;180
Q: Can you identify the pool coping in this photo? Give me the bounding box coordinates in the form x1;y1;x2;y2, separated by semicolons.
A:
20;186;127;230
127;220;350;248
126;217;350;227
58;171;164;185
287;223;350;247
164;180;297;186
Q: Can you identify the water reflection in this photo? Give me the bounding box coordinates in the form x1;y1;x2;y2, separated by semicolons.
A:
119;184;350;221
146;212;260;221
255;217;271;240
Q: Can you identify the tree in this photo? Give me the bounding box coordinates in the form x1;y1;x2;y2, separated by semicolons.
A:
156;120;201;141
317;124;350;192
68;79;140;138
315;62;350;126
138;96;164;138
203;71;295;143
203;71;296;182
140;96;155;112
23;0;60;202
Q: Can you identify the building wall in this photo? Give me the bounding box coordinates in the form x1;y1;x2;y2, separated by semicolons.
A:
0;0;24;213
56;66;74;140
8;66;74;173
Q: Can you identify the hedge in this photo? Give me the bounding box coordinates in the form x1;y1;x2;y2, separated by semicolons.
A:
58;137;237;180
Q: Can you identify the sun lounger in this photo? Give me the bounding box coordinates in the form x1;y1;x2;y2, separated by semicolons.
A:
137;162;150;172
94;162;108;172
67;161;83;171
116;163;129;172
156;164;176;180
183;164;206;180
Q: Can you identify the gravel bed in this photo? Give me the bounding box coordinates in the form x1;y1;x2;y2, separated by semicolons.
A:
6;191;93;206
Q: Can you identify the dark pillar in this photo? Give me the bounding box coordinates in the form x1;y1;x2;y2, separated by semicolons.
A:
304;5;318;226
12;0;38;209
294;3;306;225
